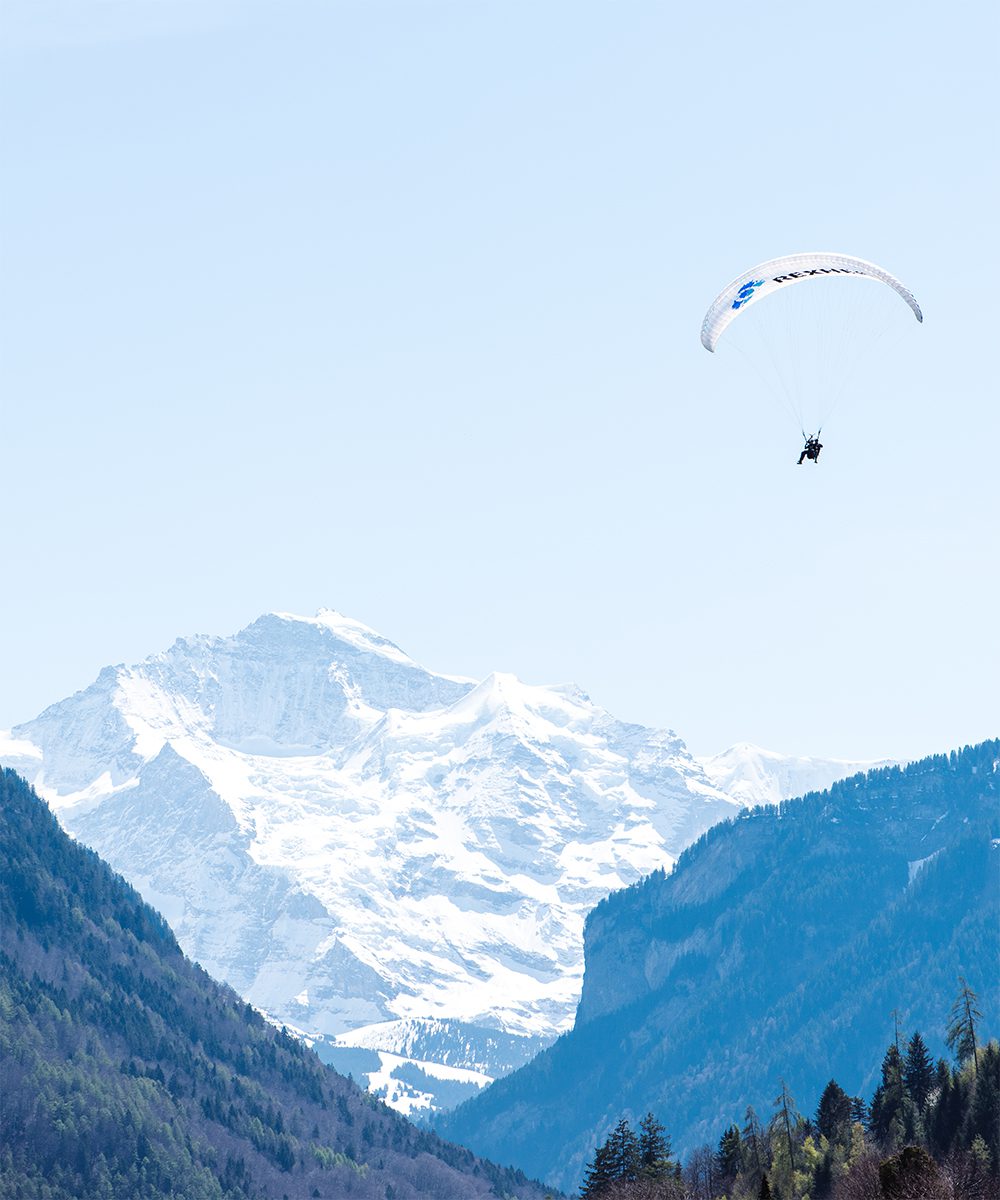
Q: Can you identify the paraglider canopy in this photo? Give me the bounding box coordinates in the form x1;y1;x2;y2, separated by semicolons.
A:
699;252;923;441
701;252;922;353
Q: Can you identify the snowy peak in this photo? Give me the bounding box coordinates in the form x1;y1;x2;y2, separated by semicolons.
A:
164;611;474;752
14;610;475;789
283;608;471;682
1;608;887;1119
699;741;896;808
284;608;420;662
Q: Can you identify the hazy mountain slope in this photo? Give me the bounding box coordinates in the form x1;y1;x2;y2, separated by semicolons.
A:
0;767;558;1200
3;609;742;1111
699;741;895;807
437;741;1000;1193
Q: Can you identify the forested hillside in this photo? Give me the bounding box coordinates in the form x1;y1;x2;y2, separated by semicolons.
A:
577;1008;999;1198
439;741;1000;1193
0;768;557;1200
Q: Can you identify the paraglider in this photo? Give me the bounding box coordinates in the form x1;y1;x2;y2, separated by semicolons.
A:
797;434;822;465
700;253;922;462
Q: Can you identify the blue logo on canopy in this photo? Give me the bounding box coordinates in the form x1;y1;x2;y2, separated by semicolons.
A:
731;279;765;310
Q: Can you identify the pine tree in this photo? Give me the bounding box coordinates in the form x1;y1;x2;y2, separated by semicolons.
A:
638;1111;673;1180
757;1173;772;1200
904;1032;935;1112
812;1152;834;1200
946;977;983;1076
891;1007;903;1051
605;1117;640;1184
969;1041;1000;1167
927;1059;967;1160
579;1139;616;1199
816;1079;852;1145
882;1041;905;1085
715;1123;743;1187
869;1042;915;1150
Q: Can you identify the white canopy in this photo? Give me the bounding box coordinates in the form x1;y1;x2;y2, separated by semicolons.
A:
700;252;922;352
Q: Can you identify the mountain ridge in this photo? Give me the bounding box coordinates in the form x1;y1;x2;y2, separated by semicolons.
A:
437;740;1000;1192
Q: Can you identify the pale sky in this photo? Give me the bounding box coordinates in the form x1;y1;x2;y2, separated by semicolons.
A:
2;0;997;761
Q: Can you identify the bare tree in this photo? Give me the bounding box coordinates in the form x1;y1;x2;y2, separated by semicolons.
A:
589;1179;684;1200
831;1152;883;1200
942;1148;1000;1200
878;1145;950;1200
682;1144;718;1200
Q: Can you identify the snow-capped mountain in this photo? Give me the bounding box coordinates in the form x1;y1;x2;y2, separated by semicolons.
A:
0;609;880;1115
699;741;894;808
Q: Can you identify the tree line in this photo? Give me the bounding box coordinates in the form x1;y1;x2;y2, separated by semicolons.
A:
579;980;998;1200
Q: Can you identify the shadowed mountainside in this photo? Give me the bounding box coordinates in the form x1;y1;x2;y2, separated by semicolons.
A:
438;741;1000;1194
0;767;559;1200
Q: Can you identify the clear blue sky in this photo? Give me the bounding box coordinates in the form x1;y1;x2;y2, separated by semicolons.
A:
2;0;997;761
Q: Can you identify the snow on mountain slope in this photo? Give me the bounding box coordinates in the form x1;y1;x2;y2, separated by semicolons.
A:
330;1018;548;1074
309;1018;551;1118
2;609;854;1114
699;741;895;809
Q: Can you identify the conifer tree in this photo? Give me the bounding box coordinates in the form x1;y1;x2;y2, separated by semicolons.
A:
969;1041;1000;1166
579;1139;615;1199
638;1111;673;1180
869;1041;916;1150
757;1173;772;1200
927;1058;970;1161
812;1152;834;1199
816;1079;852;1144
605;1117;640;1184
882;1041;905;1084
932;1056;951;1097
903;1031;935;1111
927;1060;953;1159
947;976;983;1076
715;1123;743;1187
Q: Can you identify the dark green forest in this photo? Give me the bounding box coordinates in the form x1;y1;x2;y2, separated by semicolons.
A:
579;989;999;1198
0;768;556;1200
